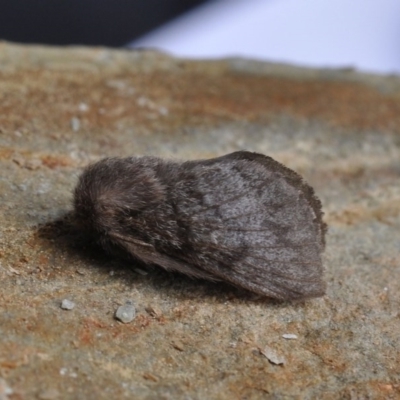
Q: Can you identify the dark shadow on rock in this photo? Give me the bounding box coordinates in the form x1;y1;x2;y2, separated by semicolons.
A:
36;212;281;306
37;212;109;260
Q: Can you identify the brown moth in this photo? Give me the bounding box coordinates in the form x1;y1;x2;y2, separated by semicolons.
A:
73;151;327;300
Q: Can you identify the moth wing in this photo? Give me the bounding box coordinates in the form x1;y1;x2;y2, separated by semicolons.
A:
174;151;326;300
108;232;218;281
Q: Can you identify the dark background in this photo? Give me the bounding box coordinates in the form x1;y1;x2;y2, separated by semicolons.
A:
0;0;208;46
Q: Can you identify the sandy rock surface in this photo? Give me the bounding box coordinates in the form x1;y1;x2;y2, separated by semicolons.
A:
0;42;399;399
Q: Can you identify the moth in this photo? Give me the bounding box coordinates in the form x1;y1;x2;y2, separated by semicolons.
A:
73;151;327;300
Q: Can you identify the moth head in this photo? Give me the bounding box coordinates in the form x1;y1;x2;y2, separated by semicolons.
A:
73;157;165;236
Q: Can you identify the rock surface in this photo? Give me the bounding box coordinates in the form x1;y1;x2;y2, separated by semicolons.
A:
0;41;399;399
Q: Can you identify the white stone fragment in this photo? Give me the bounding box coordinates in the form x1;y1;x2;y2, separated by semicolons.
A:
0;378;13;400
70;117;80;131
282;334;298;340
115;302;136;323
78;102;89;112
260;345;285;365
60;299;75;310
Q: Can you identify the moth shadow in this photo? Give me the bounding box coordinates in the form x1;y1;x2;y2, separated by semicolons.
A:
36;212;117;273
36;213;282;306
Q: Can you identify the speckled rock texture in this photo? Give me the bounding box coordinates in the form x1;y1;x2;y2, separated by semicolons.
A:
0;42;399;400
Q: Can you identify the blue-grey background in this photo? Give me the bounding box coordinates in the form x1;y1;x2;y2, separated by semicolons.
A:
130;0;400;74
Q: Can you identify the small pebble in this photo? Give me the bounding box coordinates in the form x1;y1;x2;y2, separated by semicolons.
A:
0;378;13;400
78;102;89;112
60;299;75;310
8;266;21;275
158;106;169;116
282;334;298;340
145;305;161;318
171;340;184;351
115;302;136;323
259;345;285;365
133;267;148;276
13;156;41;170
70;117;80;132
75;269;85;275
143;372;158;382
